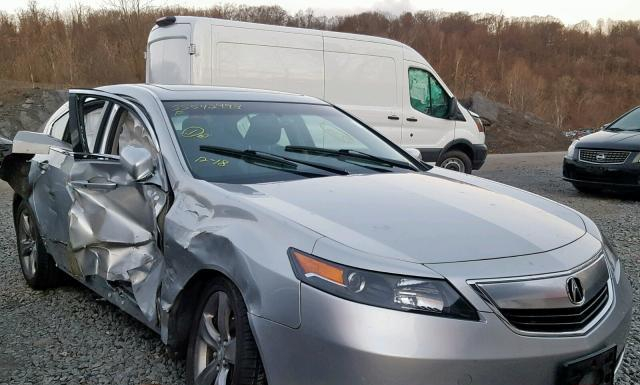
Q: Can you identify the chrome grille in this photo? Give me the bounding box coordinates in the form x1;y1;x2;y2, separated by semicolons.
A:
472;255;612;335
499;283;609;333
579;149;630;164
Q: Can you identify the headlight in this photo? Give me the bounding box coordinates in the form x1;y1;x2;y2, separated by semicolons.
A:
633;153;640;163
472;115;485;133
567;140;579;158
602;236;621;283
288;248;479;321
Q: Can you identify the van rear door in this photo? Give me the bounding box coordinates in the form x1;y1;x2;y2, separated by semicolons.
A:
146;24;192;84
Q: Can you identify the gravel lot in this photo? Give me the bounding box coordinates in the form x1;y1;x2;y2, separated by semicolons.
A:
0;151;637;385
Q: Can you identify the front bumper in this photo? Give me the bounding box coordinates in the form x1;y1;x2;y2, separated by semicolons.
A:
471;143;488;170
251;275;632;385
563;155;640;189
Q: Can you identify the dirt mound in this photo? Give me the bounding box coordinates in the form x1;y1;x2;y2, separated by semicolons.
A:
462;92;571;154
0;81;67;139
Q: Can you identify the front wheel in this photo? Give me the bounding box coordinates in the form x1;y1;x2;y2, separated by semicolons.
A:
186;279;266;385
15;200;62;289
438;150;472;174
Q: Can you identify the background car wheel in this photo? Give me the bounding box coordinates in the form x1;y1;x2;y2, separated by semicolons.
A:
571;182;600;194
186;279;266;385
438;150;472;174
14;200;62;289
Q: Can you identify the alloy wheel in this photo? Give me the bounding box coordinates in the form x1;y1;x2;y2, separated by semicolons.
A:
193;291;236;385
17;211;37;280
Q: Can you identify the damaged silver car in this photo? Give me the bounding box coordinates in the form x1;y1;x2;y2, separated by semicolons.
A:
0;84;631;385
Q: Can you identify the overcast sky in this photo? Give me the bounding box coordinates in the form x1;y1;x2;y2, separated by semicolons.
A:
1;0;638;25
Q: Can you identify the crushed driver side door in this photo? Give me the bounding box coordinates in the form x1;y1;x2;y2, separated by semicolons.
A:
57;90;169;325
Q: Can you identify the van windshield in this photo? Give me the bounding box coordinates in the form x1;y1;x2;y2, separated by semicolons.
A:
164;101;421;184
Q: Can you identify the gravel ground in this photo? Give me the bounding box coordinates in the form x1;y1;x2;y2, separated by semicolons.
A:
0;151;637;385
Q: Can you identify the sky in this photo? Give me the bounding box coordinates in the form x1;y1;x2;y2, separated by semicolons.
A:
1;0;638;25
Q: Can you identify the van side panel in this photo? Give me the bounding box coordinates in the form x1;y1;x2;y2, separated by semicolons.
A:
323;37;403;143
147;24;192;84
211;25;324;98
192;20;212;85
324;52;396;107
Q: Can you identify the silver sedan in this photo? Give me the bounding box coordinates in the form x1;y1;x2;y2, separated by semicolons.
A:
0;84;631;385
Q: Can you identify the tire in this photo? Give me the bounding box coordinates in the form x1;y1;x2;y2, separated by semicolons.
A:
186;279;266;385
438;150;472;174
14;200;62;289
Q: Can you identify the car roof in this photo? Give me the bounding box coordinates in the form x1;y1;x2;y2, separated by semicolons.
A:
97;84;329;104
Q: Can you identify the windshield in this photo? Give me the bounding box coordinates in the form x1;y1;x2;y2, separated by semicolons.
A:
164;101;421;183
607;107;640;132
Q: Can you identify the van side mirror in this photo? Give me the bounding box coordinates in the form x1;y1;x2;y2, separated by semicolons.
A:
11;131;72;155
405;148;422;161
120;145;154;181
447;97;463;120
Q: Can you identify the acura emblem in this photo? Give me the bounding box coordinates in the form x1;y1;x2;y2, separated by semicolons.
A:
595;153;606;161
566;277;585;305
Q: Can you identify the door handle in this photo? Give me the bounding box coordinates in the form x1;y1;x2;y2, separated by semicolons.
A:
406;117;418;122
387;115;400;120
70;181;117;190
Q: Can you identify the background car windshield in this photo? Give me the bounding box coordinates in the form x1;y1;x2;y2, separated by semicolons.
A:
164;101;416;183
608;107;640;131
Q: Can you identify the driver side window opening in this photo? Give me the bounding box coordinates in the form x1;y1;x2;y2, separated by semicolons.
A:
408;68;450;119
105;105;157;157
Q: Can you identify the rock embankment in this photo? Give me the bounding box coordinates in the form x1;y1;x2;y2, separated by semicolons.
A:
0;81;67;139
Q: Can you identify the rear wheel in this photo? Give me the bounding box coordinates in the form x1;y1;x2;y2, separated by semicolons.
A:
15;200;62;289
186;279;266;385
438;150;472;174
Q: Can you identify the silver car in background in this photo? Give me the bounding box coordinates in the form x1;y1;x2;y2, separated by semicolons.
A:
1;84;631;385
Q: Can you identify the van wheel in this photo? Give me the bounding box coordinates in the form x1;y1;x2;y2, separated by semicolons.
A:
186;279;266;385
439;150;472;174
15;200;62;289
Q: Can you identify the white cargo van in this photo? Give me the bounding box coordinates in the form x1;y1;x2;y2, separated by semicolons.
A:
146;16;487;172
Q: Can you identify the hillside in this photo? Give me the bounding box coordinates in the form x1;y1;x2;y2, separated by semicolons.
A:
1;3;639;135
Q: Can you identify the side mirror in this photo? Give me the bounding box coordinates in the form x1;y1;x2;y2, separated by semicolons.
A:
120;145;154;181
405;148;422;161
11;131;72;155
447;97;463;120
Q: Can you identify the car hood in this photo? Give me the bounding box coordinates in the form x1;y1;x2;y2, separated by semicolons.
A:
233;170;587;264
577;129;640;150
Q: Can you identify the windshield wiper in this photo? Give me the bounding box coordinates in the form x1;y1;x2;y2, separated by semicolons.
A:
199;145;349;176
284;146;416;170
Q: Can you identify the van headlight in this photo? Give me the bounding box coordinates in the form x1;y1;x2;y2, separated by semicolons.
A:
288;248;479;320
567;140;579;158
